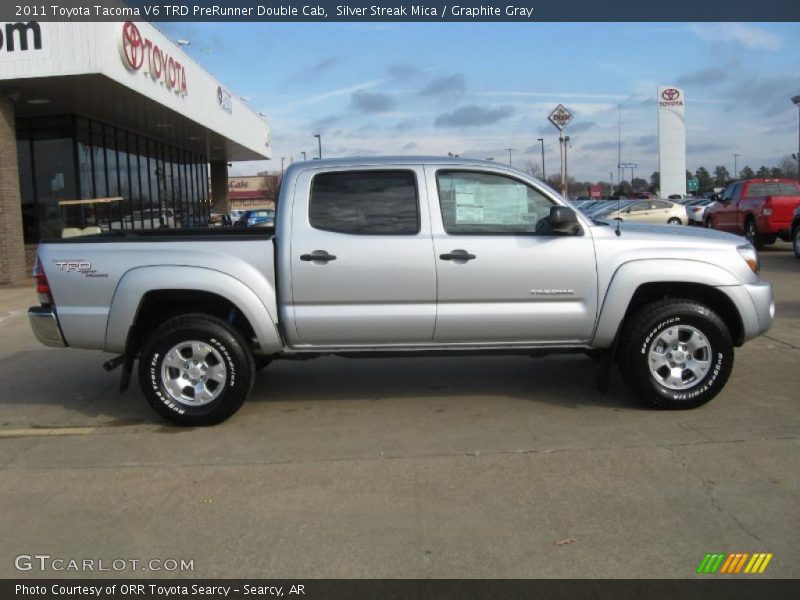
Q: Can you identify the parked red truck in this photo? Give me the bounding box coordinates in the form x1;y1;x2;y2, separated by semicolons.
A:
705;178;800;249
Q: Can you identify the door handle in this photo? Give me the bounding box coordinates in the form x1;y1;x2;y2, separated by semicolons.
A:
439;249;476;261
300;250;337;262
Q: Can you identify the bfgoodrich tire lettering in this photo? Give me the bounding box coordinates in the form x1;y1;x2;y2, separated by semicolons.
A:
138;314;255;425
618;299;734;409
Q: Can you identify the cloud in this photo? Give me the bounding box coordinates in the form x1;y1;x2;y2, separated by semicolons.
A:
420;74;466;100
401;142;419;151
677;65;732;87
388;64;421;80
688;142;727;153
351;90;395;113
632;134;657;148
394;119;416;132
582;140;619;151
310;115;342;133
690;23;783;50
294;79;384;106
309;57;342;75
435;105;514;127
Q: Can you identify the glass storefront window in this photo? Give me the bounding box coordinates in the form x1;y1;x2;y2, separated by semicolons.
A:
32;117;77;239
16;115;208;240
16;124;37;243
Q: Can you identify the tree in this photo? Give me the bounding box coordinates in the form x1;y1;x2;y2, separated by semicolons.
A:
756;166;770;178
713;165;730;187
769;167;783;178
615;180;632;197
695;167;713;194
739;166;755;179
521;160;541;178
778;155;799;180
649;171;660;193
631;177;648;192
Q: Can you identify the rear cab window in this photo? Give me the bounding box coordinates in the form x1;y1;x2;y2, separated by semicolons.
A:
744;181;800;197
309;170;419;235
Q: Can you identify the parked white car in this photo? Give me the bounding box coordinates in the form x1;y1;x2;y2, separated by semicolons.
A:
686;198;717;225
601;199;686;225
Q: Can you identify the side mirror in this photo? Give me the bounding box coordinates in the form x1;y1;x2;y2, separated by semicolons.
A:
549;206;579;233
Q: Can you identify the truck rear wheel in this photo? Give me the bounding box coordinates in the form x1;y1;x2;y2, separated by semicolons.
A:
794;226;800;259
618;299;733;410
138;314;255;426
744;218;763;249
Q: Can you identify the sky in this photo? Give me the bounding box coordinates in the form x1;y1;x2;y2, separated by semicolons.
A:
160;21;800;182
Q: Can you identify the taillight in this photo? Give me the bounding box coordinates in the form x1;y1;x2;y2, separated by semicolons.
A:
762;200;772;216
33;257;54;305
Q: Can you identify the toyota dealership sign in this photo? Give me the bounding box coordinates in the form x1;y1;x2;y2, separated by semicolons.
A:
659;87;684;107
119;21;188;96
657;85;687;199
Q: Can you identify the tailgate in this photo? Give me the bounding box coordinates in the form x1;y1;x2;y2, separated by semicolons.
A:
767;196;800;223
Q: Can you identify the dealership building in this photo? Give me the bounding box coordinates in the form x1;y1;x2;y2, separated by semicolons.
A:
0;20;271;284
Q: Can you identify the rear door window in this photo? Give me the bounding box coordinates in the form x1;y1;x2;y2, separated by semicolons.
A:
309;170;419;235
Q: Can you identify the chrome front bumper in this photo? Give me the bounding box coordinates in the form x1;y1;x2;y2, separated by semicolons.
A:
28;306;66;348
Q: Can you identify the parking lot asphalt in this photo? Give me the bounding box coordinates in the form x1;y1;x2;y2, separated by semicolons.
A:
0;245;798;579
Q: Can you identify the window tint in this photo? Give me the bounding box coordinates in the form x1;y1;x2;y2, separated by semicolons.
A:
436;170;555;234
628;201;649;212
652;200;671;209
309;170;419;234
745;182;800;197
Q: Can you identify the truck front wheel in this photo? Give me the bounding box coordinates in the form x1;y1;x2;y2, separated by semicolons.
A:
138;314;255;426
618;299;734;409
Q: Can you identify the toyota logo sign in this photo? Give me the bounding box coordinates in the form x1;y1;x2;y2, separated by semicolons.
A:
118;21;188;96
661;88;680;101
121;21;144;70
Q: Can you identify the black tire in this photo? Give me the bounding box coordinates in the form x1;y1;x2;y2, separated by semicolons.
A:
794;226;800;259
744;217;763;250
667;217;682;225
618;299;734;410
138;313;255;426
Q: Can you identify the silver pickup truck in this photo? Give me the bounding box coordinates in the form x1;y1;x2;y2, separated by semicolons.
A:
28;157;774;425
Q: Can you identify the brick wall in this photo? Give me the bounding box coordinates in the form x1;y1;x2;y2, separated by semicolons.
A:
0;97;27;285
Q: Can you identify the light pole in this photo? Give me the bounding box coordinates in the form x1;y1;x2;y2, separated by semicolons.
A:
792;96;800;181
314;134;322;159
280;157;286;176
733;153;741;179
537;137;545;180
505;148;513;165
301;151;307;161
609;171;614;196
563;136;570;197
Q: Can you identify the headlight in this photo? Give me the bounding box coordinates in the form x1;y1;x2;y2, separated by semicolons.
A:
737;244;760;275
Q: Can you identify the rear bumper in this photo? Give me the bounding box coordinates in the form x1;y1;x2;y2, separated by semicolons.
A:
28;306;66;348
755;215;791;235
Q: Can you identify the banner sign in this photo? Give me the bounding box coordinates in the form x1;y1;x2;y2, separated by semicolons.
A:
2;0;797;22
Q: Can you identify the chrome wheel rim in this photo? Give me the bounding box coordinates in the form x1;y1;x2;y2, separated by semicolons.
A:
647;325;712;391
160;341;227;406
